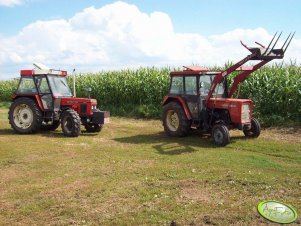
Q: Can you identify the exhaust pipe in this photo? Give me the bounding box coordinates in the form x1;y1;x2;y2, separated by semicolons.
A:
72;68;76;97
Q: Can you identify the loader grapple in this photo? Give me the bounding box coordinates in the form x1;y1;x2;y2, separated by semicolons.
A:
241;32;295;60
208;32;295;100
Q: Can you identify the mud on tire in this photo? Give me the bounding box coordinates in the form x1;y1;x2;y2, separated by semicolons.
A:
84;123;102;133
61;109;81;137
40;120;60;131
162;102;191;137
243;117;261;138
8;97;42;134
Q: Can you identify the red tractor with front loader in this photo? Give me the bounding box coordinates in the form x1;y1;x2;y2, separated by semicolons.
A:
8;64;109;137
162;32;294;146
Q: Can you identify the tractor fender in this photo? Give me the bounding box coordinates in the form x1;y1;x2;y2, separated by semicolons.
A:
34;95;43;110
12;94;43;111
162;96;192;120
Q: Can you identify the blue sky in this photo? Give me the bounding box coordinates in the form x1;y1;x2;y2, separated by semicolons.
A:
0;0;300;79
1;0;300;36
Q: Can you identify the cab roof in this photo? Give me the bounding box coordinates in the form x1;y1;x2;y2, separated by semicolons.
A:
170;65;255;76
170;66;220;76
20;69;67;77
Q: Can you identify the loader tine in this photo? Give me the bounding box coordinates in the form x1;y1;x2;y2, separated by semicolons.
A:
255;41;265;48
267;32;282;55
283;32;295;53
263;32;277;55
281;32;292;49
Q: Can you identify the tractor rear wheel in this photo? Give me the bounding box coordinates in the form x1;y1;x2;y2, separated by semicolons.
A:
243;118;261;138
85;123;102;133
212;124;230;146
8;97;42;134
61;109;81;137
162;102;191;137
41;120;60;131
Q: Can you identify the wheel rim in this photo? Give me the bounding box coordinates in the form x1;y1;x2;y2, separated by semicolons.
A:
13;104;33;129
166;110;179;132
213;129;224;144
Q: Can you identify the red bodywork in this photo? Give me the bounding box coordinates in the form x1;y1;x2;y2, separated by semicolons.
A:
207;98;252;124
165;66;254;125
163;32;295;129
15;69;98;116
163;95;252;125
162;96;192;120
60;97;96;115
20;69;67;76
14;69;110;125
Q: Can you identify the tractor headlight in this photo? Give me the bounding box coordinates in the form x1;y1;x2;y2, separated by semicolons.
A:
241;103;250;122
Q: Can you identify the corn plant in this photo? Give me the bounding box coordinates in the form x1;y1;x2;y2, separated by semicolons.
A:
0;65;300;124
0;80;18;102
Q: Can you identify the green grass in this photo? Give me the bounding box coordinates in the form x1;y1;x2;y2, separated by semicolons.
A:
0;104;300;225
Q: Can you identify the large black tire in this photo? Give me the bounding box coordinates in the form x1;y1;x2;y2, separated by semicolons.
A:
84;123;102;133
40;120;60;131
162;102;191;137
8;97;42;134
211;124;230;146
243;118;261;138
60;109;81;137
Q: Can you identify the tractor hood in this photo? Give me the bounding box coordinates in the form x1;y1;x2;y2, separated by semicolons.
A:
60;97;98;105
207;98;253;124
207;98;252;110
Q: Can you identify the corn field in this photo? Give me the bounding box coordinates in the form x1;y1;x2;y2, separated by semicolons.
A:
0;65;300;125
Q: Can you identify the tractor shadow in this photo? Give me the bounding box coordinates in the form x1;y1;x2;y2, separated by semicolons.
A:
39;130;99;138
0;129;98;138
0;128;15;135
113;129;250;155
113;130;230;155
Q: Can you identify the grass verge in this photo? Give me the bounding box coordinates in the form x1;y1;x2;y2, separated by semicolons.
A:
0;105;300;225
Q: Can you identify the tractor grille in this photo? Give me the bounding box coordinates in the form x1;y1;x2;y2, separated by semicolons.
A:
241;103;251;122
80;104;87;113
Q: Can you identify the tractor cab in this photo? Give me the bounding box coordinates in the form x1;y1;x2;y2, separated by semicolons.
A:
9;65;110;137
168;67;226;119
16;69;72;112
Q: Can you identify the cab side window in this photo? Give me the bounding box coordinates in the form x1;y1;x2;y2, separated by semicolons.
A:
170;76;183;94
199;75;212;96
185;76;197;95
17;77;37;94
35;76;50;94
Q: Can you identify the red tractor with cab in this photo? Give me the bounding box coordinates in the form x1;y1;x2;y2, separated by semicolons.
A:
8;64;109;137
162;32;294;146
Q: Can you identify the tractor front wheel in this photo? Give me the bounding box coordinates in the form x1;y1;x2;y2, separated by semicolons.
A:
162;102;191;137
61;109;81;137
8;97;42;134
243;118;261;138
85;123;102;133
212;124;230;146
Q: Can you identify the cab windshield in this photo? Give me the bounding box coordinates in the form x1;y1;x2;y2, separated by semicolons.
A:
199;74;225;97
170;74;225;97
48;75;72;97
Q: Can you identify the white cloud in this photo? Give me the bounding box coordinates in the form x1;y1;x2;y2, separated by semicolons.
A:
0;1;300;79
0;0;24;7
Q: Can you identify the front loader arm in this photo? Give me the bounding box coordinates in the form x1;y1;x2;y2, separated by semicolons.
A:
205;32;294;107
206;52;257;104
227;60;270;97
